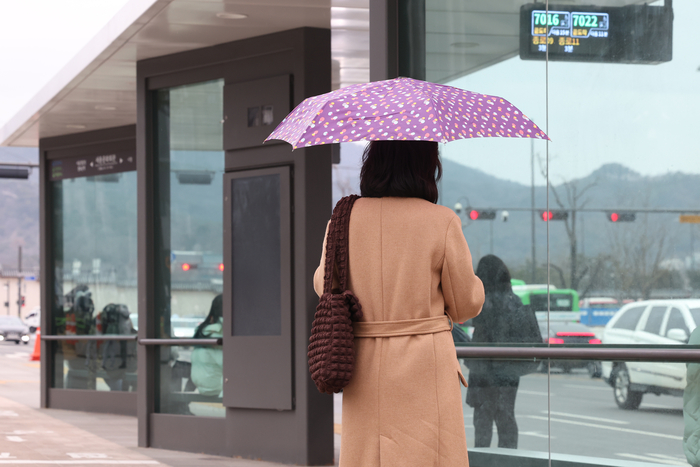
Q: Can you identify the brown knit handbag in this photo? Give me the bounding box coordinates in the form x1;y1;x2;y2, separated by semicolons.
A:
308;195;363;394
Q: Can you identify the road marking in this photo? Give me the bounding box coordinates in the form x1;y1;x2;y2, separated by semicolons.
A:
642;403;679;410
563;384;609;391
0;462;159;465
0;411;18;417
520;431;552;439
525;415;683;440
67;454;108;459
4;352;29;359
519;390;552;396
0;454;16;459
646;453;691;461
6;436;25;442
541;410;629;425
616;453;688;466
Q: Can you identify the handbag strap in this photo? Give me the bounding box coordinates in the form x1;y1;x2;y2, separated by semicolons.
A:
322;195;360;294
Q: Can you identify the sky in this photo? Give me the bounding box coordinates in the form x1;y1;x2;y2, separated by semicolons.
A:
0;0;131;128
441;0;700;185
0;0;698;186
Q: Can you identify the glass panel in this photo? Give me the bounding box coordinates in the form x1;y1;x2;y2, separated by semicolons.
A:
153;79;224;340
153;78;224;415
156;344;224;417
50;171;138;391
644;307;667;335
231;174;281;336
612;306;645;330
666;308;689;337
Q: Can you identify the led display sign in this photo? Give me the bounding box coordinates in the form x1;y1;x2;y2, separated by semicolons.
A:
520;3;672;64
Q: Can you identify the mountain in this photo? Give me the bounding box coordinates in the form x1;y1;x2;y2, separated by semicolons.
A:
1;144;699;278
438;159;700;271
0;147;39;271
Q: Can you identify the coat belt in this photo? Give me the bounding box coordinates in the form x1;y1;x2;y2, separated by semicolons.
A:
353;315;453;338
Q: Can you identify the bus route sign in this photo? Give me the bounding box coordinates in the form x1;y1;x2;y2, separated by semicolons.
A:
519;3;672;64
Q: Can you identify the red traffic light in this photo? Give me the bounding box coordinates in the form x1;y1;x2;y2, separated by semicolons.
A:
607;212;635;222
181;263;191;271
469;210;496;220
218;263;224;272
540;210;568;221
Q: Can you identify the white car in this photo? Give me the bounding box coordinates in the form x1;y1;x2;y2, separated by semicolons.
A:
23;307;40;333
601;299;700;409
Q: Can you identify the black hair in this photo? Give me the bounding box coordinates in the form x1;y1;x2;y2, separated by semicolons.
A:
475;255;512;294
359;140;441;203
194;294;223;339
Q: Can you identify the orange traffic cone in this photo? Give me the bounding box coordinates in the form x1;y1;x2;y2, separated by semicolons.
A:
30;327;41;361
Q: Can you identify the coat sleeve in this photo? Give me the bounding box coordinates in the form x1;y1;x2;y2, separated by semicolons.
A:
313;221;338;297
441;215;485;323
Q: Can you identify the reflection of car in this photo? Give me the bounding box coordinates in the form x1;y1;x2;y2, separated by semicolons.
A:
540;321;602;376
172;317;205;338
601;299;700;409
0;316;31;344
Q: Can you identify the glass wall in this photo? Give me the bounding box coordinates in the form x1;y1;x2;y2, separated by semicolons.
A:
375;0;700;464
153;79;225;416
51;171;138;391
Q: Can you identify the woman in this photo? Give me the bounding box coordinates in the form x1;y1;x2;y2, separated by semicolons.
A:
191;294;223;396
466;255;538;449
314;141;484;466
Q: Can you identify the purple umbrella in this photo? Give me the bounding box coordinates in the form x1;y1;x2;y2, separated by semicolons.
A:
265;77;549;149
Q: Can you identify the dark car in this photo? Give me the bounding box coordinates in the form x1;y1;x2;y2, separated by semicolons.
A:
0;316;31;344
539;321;602;377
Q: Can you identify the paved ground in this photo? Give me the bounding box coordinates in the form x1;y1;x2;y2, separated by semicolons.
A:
1;335;320;467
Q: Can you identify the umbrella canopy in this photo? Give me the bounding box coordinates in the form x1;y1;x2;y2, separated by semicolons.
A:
265;77;549;149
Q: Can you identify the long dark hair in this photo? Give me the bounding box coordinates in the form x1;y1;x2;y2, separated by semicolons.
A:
475;255;512;294
359;140;441;203
194;294;223;338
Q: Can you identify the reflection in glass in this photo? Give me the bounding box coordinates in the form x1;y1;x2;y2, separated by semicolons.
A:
153;79;224;340
153;79;224;415
156;342;224;418
51;171;138;391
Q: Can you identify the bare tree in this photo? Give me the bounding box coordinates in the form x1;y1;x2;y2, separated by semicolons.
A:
538;156;598;290
607;214;668;300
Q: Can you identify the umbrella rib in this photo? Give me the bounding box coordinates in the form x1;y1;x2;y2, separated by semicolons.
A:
412;81;449;143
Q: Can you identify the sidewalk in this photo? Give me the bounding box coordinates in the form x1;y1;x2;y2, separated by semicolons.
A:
0;337;340;466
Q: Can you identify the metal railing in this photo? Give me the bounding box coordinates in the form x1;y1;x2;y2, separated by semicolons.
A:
41;335;221;345
455;345;700;363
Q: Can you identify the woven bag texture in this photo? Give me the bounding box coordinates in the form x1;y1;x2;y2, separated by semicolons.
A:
308;195;363;394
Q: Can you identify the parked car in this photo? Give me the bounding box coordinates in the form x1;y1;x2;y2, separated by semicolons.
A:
0;316;31;344
23;307;40;333
601;299;700;409
539;321;602;376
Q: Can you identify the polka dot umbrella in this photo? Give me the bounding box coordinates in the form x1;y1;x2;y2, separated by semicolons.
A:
265;77;549;149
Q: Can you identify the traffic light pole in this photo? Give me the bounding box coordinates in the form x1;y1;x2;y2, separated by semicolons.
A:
17;246;22;317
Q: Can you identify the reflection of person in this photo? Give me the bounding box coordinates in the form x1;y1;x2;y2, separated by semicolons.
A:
313;141;484;466
466;255;540;449
61;285;97;389
191;294;223;396
100;304;137;391
684;326;700;466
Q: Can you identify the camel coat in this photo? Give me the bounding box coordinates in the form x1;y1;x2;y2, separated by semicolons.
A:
314;197;484;467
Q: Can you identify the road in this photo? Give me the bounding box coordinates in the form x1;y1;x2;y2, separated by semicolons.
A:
0;334;38;409
459;363;688;466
